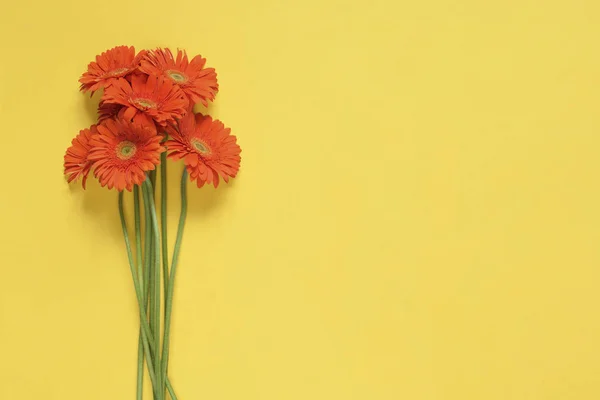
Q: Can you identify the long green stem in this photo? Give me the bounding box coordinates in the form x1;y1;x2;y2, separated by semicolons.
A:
136;326;145;399
143;182;153;361
143;180;163;400
149;167;158;366
119;192;159;398
160;152;170;397
148;222;158;375
134;187;145;400
160;169;187;399
148;237;157;362
144;169;160;400
161;152;169;299
166;380;177;400
149;170;157;196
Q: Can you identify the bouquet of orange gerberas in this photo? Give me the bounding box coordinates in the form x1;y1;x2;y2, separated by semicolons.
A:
64;46;241;400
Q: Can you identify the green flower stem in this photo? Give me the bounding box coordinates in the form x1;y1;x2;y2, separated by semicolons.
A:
160;152;169;397
149;170;157;196
119;192;159;398
143;180;163;400
145;195;157;399
160;169;187;399
134;187;145;400
161;152;169;299
147;172;160;399
136;328;145;399
149;168;158;363
148;243;157;359
146;199;157;365
144;183;153;361
166;380;178;400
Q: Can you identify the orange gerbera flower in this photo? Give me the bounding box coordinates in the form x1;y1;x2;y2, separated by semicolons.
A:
102;75;188;126
166;113;241;188
79;46;146;93
89;118;164;191
64;126;96;189
140;48;218;107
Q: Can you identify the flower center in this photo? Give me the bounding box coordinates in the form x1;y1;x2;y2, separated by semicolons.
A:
191;138;210;155
166;70;188;83
106;67;129;77
116;141;137;160
133;98;157;110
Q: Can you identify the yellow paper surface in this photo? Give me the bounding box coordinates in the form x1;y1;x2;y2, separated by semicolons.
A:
1;0;600;398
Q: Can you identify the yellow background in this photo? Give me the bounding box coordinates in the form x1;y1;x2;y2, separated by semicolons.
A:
1;0;600;398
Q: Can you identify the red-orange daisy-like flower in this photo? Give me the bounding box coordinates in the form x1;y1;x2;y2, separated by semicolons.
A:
166;113;241;188
140;48;218;107
89;118;164;191
64;126;96;189
102;75;188;126
79;46;146;93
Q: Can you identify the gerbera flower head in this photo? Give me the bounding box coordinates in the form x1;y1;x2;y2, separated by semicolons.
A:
64;126;96;189
166;113;241;188
89;118;164;191
79;46;146;94
140;48;219;107
102;75;188;126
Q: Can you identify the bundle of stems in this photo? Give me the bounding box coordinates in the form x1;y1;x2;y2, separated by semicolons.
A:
118;157;188;400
